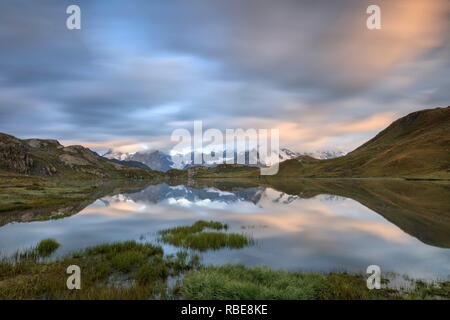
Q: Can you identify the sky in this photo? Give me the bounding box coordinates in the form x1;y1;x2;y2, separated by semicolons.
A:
0;0;449;154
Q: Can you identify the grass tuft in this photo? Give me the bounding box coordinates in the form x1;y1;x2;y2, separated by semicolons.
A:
159;220;228;236
36;239;60;257
182;265;325;300
159;221;253;251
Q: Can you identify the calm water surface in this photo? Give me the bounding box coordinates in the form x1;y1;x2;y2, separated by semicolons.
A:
1;182;449;280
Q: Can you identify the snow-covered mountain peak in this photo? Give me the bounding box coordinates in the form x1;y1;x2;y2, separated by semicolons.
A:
103;146;346;171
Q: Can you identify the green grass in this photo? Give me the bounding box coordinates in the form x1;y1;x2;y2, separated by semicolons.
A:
0;173;173;225
0;174;97;214
182;264;326;299
182;265;450;300
1;240;448;300
35;212;78;221
160;220;228;235
0;240;200;300
36;239;60;257
159;220;253;251
10;238;61;261
25;184;44;191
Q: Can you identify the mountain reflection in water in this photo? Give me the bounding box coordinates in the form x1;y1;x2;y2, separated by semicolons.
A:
0;179;449;280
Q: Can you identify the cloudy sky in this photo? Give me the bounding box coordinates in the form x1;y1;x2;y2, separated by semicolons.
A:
0;0;449;153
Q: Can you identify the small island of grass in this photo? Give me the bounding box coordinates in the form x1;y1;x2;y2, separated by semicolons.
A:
158;220;254;251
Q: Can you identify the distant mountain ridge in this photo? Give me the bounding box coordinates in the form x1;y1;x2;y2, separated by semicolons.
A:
279;148;346;161
101;157;152;171
103;149;174;172
103;147;346;172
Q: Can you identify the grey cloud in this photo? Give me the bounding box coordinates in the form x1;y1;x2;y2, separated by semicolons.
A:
0;0;449;151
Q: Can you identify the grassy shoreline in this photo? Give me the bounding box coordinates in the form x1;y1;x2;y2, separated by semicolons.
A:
0;172;176;225
1;236;449;300
0;239;201;300
182;265;450;300
1;175;449;300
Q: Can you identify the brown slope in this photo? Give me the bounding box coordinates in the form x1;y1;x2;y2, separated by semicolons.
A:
277;106;450;179
0;132;161;179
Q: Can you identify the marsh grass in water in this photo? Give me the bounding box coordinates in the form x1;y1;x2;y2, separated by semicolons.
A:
0;240;201;300
1;239;449;300
181;265;450;300
36;238;60;257
160;220;228;234
159;220;253;251
8;238;61;262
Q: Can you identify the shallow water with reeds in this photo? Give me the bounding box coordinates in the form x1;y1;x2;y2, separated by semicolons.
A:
1;179;449;280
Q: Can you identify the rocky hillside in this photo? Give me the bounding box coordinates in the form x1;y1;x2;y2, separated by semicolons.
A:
0;133;161;179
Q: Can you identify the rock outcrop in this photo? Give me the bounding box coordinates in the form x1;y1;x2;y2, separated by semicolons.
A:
0;133;161;179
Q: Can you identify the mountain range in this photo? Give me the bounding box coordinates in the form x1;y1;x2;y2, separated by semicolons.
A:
103;150;175;171
102;147;346;172
0;106;448;179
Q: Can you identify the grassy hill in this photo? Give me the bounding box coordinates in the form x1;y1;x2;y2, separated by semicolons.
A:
276;106;450;179
0;133;162;180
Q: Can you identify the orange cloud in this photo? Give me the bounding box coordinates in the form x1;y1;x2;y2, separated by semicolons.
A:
328;0;450;85
264;111;394;151
335;112;395;134
60;135;172;153
60;138;139;152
